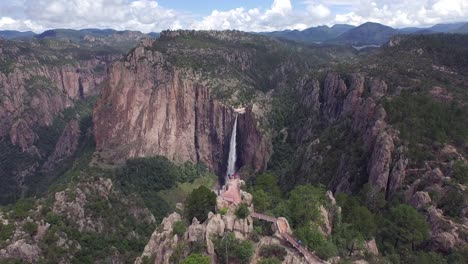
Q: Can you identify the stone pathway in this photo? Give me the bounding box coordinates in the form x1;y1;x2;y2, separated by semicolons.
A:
218;175;324;263
251;212;325;264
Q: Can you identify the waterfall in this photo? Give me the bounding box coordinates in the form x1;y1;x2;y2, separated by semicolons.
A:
226;115;238;181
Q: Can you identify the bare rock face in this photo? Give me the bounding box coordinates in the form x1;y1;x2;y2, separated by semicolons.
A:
93;40;271;173
364;239;379;256
52;178;114;232
368;78;388;99
9;119;37;151
42;119;81;171
368;132;394;192
427;206;467;253
319;205;332;236
297;72;407;196
135;212;182;264
322;73;349;121
0;239;41;263
188;218;206;242
409;191;432;210
0;56;108;150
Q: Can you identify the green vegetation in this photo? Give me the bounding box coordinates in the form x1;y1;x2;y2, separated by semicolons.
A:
157;172;216;208
336;194;376;240
0;57;14;74
379;204;429;254
214;232;255;264
180;253;210;264
173;221;187;237
295;223;337;260
453;161;468;185
0;223;15;241
259;244;287;261
218;207;228;215
115;156;210;221
258;258;282;264
184;186;216;222
385;93;468;164
288;185;325;227
235;203;250;219
438;187;467;218
36;183;154;263
10;198;35;219
23;221;38;236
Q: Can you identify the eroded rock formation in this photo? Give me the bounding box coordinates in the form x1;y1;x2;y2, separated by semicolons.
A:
93;40;271;173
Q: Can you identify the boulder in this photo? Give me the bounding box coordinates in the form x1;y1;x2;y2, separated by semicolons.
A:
409;191;432;210
0;239;41;263
364;238;379;256
187;218;206;242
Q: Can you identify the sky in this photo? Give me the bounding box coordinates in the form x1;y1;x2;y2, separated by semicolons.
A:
0;0;467;33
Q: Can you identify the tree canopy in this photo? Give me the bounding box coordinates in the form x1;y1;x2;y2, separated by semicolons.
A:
185;186;216;222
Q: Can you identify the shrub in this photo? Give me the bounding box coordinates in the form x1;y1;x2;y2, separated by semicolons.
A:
169;241;187;264
214;233;254;264
117;156;178;192
218;207;228;215
23;221;38;236
185;186;216;222
288;185;325;227
180;253;210;264
453;161;468;185
189;241;207;254
258;257;282;264
12;198;35;219
295;224;325;247
173;221;187;237
379;204;429;251
315;240;338;260
259;245;287;261
0;223;15;240
235;203;250;219
252;189;271;212
438;188;466;218
406;251;448;264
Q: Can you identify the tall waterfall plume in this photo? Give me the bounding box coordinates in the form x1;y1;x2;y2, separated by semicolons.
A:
226;115;238;181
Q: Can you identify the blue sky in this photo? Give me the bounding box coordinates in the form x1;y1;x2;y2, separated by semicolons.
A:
0;0;467;33
157;0;274;16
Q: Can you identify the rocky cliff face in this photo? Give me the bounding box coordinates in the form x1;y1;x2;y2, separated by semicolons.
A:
0;39;116;204
294;72;407;197
0;45;109;151
93;39;271;174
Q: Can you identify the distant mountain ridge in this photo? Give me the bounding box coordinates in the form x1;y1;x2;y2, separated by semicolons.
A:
260;24;355;43
325;22;398;45
0;28;160;40
262;21;468;46
1;21;467;46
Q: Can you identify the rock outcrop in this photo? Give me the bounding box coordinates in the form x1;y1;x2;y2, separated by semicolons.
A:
297;72;406;196
136;187;313;264
42;119;81;171
0;47;109;151
0;40;115;204
93;39;271;173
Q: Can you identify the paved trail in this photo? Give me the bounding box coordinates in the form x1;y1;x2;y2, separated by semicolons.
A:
250;213;324;263
219;177;324;263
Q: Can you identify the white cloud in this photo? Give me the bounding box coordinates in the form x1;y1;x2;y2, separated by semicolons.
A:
333;0;468;27
0;0;467;32
0;0;188;32
307;4;332;19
